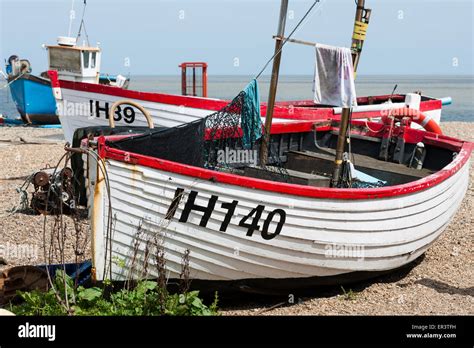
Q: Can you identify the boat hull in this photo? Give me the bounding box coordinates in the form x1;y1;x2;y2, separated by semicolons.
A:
51;77;444;143
90;141;471;286
8;74;59;124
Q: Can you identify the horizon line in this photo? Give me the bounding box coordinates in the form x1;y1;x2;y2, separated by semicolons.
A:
127;73;474;77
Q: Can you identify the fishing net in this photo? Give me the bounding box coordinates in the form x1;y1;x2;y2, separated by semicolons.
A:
336;157;387;189
351;181;386;189
110;80;288;178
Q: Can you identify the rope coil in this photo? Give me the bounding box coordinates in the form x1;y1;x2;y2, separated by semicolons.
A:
352;21;368;40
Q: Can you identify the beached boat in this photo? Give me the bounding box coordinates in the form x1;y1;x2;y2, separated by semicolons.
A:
70;0;471;292
3;0;129;125
49;70;447;144
5;56;57;124
85;115;471;291
5;36;129;125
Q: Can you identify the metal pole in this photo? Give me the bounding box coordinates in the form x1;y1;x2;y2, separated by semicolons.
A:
259;0;289;165
202;64;208;98
192;67;196;96
68;0;76;37
331;0;366;187
180;64;187;96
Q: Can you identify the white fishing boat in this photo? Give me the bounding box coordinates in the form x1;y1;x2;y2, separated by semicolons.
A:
49;71;447;144
86;116;471;291
70;0;471;292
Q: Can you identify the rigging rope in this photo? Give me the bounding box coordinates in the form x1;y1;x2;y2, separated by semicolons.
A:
76;0;90;46
0;71;27;90
68;0;76;37
254;0;324;80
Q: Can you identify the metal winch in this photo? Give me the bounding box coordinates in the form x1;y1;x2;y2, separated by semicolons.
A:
30;167;76;215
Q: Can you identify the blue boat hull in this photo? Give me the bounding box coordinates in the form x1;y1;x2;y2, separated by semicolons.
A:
8;74;59;124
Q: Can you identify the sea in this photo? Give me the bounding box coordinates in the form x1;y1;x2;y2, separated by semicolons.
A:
1;75;473;122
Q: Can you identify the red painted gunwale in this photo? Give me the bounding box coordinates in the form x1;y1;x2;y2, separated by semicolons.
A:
55;78;441;121
99;120;473;200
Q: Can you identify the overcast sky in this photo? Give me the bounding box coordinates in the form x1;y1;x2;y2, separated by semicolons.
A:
1;0;473;76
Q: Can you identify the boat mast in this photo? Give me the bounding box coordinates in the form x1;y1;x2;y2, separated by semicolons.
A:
68;0;76;37
330;0;369;187
259;0;289;165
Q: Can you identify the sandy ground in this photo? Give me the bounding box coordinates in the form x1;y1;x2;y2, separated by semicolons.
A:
0;127;85;269
0;123;472;315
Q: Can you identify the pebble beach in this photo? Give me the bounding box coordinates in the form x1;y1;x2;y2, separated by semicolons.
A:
0;122;472;315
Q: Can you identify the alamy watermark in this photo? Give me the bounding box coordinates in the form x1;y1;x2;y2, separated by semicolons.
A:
217;147;258;166
56;100;91;117
18;323;55;342
0;242;39;261
324;243;365;260
379;105;422;118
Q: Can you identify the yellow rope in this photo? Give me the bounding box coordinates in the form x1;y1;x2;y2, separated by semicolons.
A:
352;21;368;41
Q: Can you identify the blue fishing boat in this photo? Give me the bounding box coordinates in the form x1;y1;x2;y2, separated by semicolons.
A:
5;50;130;125
3;0;130;125
5;56;58;124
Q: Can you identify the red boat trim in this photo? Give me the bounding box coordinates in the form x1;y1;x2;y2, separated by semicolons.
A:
54;78;442;121
273;119;466;151
99;122;473;200
57;78;230;110
48;70;60;88
278;97;441;113
420;99;442;112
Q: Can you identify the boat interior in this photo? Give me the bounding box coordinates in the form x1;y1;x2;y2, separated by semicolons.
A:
101;119;459;189
276;93;436;109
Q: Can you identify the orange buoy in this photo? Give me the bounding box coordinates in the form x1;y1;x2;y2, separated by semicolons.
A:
387;107;443;135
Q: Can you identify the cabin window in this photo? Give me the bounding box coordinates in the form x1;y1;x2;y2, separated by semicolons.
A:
48;47;81;74
91;52;96;69
83;51;90;69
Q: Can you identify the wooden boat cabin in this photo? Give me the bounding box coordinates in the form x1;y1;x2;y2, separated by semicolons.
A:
45;36;102;84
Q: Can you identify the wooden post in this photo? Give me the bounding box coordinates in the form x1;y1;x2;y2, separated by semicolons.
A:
192;67;196;96
202;64;208;98
259;0;289;165
180;64;186;96
331;0;366;187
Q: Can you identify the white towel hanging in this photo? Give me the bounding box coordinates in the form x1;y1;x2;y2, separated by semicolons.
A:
313;43;357;107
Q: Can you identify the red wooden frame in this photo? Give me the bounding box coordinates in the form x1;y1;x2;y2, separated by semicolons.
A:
49;73;442;122
98;120;472;200
179;62;208;98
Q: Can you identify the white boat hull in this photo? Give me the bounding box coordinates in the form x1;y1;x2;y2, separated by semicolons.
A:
91;150;470;284
51;77;444;144
58;88;218;143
